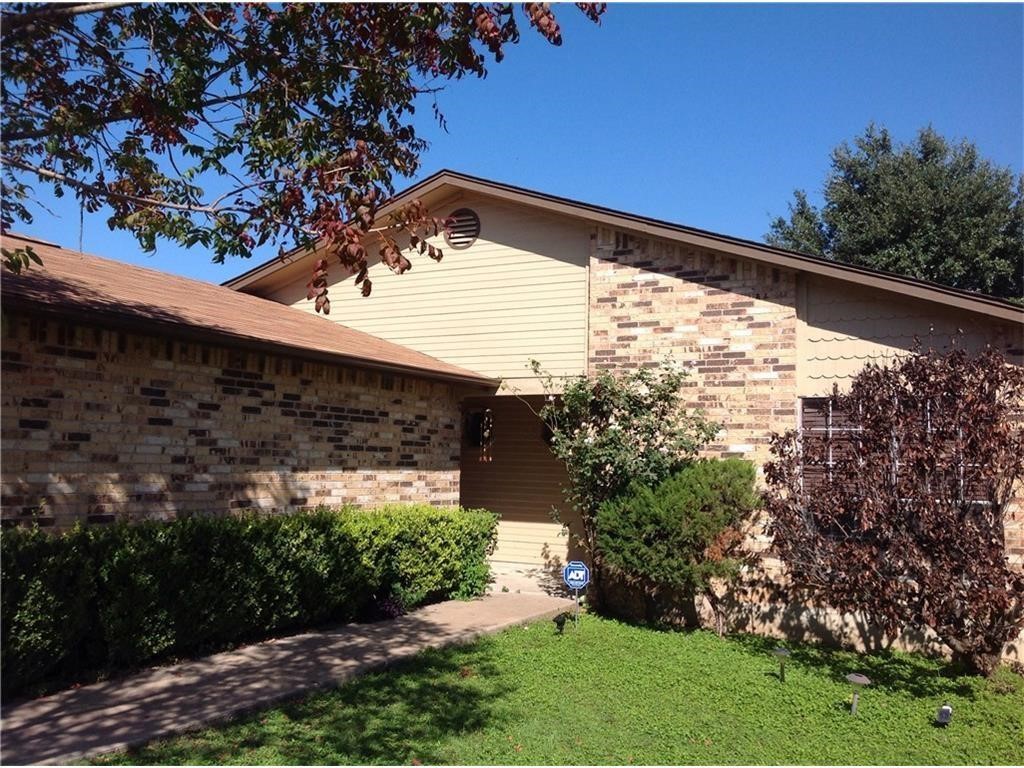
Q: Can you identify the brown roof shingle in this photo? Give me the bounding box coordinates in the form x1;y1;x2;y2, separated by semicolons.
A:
0;233;496;386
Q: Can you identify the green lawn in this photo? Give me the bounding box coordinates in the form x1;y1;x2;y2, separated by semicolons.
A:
94;614;1024;765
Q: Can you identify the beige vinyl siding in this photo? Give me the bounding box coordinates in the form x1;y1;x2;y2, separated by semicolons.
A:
263;195;590;392
797;274;1023;396
460;395;573;566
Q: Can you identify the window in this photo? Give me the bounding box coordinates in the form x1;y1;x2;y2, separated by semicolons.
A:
798;396;988;506
799;397;860;492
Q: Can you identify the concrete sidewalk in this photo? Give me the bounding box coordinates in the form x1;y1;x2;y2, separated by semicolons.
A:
1;592;572;766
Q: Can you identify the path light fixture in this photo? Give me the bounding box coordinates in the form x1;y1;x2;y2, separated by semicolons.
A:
935;703;953;726
846;673;871;714
773;647;791;682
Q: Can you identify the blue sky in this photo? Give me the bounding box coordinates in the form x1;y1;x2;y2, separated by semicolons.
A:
12;2;1023;285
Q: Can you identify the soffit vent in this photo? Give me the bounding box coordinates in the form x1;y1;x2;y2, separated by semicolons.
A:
445;207;481;249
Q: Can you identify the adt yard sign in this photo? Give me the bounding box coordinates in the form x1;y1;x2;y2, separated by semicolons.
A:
563;561;590;590
562;561;590;628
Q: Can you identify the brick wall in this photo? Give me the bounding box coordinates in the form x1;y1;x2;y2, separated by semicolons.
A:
588;227;1023;657
587;226;1023;569
588;228;798;563
589;227;798;461
1;312;464;528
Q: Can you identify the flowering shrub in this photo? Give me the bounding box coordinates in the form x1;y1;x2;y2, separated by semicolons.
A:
533;360;720;595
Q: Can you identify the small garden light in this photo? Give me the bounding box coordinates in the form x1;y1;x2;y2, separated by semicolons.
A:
773;647;791;682
935;703;953;726
846;673;871;714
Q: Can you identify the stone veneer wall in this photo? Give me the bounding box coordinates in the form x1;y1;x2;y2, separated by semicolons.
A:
1;311;464;528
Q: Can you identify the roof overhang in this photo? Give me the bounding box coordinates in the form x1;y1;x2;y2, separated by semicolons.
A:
0;293;498;389
224;170;1024;326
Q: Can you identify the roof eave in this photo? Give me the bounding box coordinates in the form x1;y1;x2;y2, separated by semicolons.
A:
0;294;499;389
222;170;1023;324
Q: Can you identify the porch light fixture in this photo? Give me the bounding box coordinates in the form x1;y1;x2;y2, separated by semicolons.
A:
846;673;871;714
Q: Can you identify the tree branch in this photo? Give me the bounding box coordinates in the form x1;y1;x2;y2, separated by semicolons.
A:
3;2;138;27
3;92;250;142
5;156;217;215
2;2;139;41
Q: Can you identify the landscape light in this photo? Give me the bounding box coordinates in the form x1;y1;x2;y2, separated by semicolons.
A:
846;673;871;715
935;703;953;726
773;647;791;682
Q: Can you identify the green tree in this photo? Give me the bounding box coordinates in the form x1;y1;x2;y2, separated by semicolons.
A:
1;2;605;302
767;125;1023;300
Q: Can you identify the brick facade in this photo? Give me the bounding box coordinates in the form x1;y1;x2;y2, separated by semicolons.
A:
587;226;1023;569
1;312;463;528
588;227;800;561
587;227;1023;658
589;228;798;466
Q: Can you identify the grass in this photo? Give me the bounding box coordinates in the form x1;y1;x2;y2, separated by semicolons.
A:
94;614;1024;765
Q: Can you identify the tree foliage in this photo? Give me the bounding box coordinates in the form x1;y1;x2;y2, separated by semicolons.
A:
764;346;1024;675
596;459;759;627
767;125;1023;300
1;2;605;305
533;360;720;595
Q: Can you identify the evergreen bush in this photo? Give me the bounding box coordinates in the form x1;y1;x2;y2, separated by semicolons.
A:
596;459;759;625
0;505;497;696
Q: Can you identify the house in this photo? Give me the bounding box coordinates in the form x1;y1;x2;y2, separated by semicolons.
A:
223;170;1024;569
0;232;496;528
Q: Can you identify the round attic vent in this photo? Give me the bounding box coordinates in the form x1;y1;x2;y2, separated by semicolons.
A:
444;207;480;249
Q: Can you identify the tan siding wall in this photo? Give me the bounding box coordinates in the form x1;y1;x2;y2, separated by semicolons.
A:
460;395;573;566
1;312;462;528
798;274;1023;396
264;195;590;392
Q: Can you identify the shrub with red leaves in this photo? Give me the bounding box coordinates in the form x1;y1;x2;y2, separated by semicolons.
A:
765;345;1024;675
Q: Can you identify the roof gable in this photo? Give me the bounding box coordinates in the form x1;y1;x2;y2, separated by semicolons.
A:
225;170;1023;326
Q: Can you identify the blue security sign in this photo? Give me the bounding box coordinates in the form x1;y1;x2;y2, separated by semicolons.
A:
562;560;591;590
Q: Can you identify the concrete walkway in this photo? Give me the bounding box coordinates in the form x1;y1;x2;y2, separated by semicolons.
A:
0;592;572;766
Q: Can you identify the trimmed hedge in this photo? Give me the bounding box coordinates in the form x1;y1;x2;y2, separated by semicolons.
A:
0;505;497;697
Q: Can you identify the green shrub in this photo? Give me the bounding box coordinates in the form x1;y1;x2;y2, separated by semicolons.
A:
532;359;720;603
0;505;497;697
596;459;759;625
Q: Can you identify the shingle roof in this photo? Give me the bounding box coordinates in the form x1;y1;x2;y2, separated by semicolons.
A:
0;233;497;387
